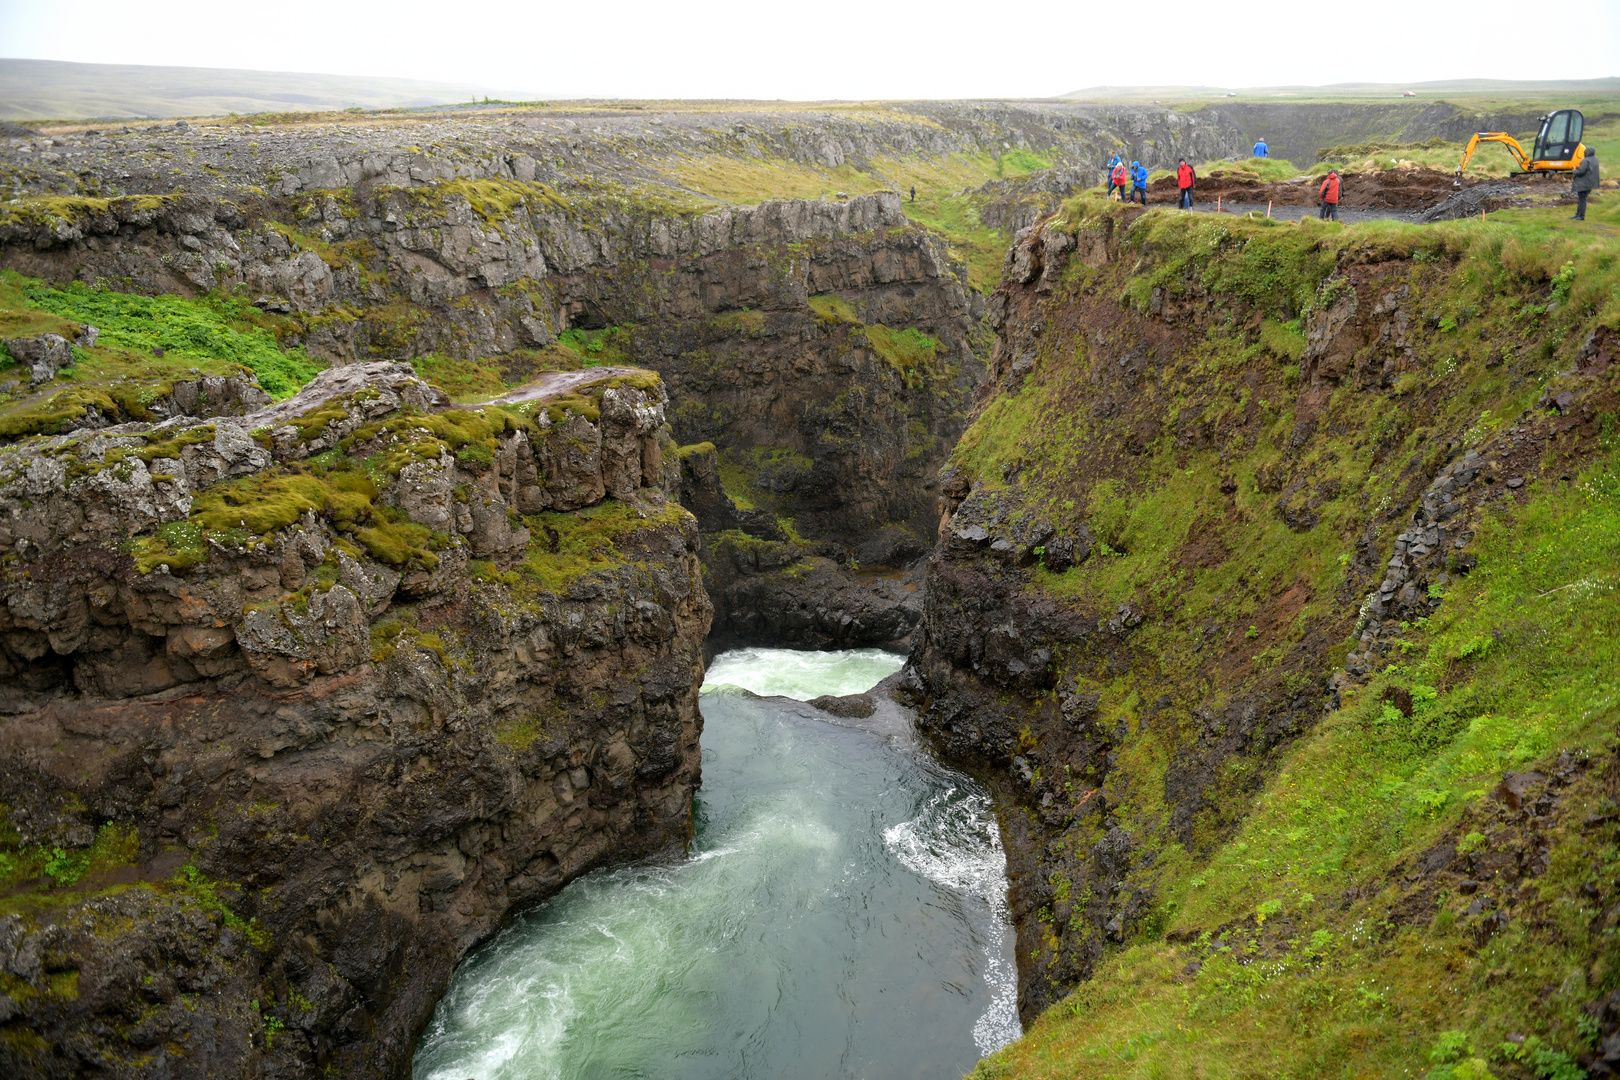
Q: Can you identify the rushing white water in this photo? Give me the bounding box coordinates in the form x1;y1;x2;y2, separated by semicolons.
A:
414;647;1019;1080
702;645;906;699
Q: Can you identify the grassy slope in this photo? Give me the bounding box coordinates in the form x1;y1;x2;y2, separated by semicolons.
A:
957;194;1620;1079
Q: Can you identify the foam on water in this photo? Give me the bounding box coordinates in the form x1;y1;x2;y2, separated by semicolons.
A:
701;645;905;699
883;788;1021;1056
415;647;1019;1080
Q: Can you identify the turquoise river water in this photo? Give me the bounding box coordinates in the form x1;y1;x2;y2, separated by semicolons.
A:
413;647;1019;1080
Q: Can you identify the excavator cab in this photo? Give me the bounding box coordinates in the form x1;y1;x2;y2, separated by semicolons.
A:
1531;110;1585;164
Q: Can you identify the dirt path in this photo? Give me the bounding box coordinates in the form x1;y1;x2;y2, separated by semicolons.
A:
1188;203;1422;223
472;366;645;407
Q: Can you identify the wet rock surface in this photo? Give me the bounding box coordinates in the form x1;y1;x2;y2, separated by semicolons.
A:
0;362;710;1078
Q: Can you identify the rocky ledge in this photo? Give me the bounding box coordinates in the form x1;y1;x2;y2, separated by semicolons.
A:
676;441;923;655
0;361;710;1077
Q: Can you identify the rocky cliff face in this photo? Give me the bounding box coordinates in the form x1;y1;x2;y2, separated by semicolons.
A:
0;97;1251;552
0;362;710;1077
0;101;1244;208
902;196;1620;1033
0;172;986;645
677;444;923;655
1193;100;1550;168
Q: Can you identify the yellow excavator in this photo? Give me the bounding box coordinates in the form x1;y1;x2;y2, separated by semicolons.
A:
1456;108;1587;179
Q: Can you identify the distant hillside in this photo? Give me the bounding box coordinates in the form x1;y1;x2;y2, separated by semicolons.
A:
0;58;546;121
1061;77;1620;101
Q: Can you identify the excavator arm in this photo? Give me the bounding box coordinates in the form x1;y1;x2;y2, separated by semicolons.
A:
1456;132;1532;177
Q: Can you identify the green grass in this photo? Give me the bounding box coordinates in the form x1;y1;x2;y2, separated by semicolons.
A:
1313;107;1620;178
556;325;635;368
5;274;321;397
1203;157;1310;183
863;324;942;384
714;444;816;516
0;822;139;916
409;353;511;401
515;497;690;594
807;293;945;386
973;448;1620;1079
0;271;328;438
402;177;572;229
807;294;859;325
900;189;1011;292
124;406;532;574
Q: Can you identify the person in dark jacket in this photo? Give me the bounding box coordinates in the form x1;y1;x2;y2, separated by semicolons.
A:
1176;159;1196;209
1253;138;1268;158
1318;170;1342;220
1130;160;1149;204
1571;148;1599;220
909;185;916;202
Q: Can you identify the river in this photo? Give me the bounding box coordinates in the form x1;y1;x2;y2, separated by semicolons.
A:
413;646;1019;1080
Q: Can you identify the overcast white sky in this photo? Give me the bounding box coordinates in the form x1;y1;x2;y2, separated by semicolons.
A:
2;0;1617;99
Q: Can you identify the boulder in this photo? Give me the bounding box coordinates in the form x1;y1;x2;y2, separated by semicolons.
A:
3;333;74;385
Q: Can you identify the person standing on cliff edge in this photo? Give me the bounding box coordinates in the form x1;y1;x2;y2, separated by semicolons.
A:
1177;159;1196;209
1105;151;1124;196
1571;149;1599;221
1253;137;1268;158
1130;160;1148;204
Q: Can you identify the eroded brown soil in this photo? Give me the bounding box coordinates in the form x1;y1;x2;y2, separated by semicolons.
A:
1145;166;1528;210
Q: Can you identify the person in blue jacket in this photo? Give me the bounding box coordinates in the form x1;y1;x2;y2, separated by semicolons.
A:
1105;151;1124;196
1129;160;1149;204
1253;138;1269;158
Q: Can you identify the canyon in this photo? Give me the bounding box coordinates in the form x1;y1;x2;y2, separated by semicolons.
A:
0;95;1615;1079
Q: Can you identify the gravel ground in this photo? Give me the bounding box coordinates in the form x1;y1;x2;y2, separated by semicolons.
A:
1187;201;1422;223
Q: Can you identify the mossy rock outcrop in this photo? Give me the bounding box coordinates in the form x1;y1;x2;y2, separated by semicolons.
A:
0;360;710;1078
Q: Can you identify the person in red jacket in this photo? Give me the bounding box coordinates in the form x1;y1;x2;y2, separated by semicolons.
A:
1318;171;1342;221
1176;159;1196;209
1109;161;1128;200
